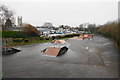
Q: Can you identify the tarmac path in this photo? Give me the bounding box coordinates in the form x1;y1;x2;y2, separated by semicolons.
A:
2;35;118;78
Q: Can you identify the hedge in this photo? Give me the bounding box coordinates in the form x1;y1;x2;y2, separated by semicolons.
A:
2;31;27;38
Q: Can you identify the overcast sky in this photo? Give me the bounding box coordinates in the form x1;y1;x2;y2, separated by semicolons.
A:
0;0;118;27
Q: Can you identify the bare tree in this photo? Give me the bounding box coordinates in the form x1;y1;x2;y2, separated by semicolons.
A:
0;4;15;31
0;4;14;20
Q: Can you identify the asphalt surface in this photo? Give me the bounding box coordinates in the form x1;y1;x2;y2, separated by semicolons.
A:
2;35;118;78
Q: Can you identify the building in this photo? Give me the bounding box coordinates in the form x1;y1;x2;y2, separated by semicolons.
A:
43;22;53;28
12;26;21;31
37;27;51;37
18;16;22;27
9;16;23;31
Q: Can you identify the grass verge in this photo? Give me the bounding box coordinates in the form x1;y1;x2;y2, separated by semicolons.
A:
7;37;72;46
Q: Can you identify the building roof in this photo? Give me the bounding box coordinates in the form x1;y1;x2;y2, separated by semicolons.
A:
37;28;51;32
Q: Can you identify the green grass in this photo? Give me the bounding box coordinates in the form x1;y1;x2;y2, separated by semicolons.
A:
3;33;80;46
7;40;52;46
7;37;72;46
59;37;72;40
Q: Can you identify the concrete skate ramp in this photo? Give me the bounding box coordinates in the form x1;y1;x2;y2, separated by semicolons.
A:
51;40;66;43
43;47;60;56
2;47;21;55
43;46;68;57
73;37;83;39
73;34;93;40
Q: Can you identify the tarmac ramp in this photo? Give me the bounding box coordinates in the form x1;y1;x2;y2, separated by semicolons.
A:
43;46;68;57
73;34;93;40
2;47;21;55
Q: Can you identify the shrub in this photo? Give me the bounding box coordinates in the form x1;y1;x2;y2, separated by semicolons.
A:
97;21;120;47
56;36;62;39
24;40;29;43
22;24;40;37
39;37;44;40
52;36;56;40
13;38;23;42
